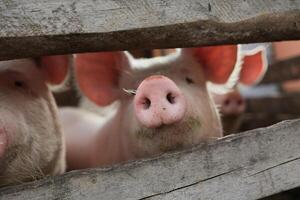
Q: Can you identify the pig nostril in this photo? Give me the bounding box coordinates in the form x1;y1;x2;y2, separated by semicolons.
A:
224;99;230;106
142;97;151;109
237;99;243;106
166;93;176;104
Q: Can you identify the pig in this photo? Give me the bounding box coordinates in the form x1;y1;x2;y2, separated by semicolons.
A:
132;47;267;135
59;45;240;169
0;56;69;186
212;47;268;135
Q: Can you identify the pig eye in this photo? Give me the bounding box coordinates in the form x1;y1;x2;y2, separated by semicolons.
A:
185;77;194;84
14;81;25;88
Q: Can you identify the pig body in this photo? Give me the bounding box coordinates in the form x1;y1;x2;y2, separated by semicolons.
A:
61;46;240;169
0;57;68;186
60;107;121;168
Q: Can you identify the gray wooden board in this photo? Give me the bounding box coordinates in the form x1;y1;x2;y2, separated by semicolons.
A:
0;119;300;200
0;0;300;60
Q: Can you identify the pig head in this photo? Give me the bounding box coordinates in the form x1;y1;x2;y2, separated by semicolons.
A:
212;47;268;134
73;45;239;164
0;56;68;186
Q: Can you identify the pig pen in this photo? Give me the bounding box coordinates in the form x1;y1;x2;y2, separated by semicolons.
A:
1;1;300;200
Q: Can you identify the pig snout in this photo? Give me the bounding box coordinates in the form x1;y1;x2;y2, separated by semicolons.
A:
134;75;187;128
218;92;246;115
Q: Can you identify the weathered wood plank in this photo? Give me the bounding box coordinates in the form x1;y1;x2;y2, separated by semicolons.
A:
0;119;300;200
0;0;300;60
261;56;300;84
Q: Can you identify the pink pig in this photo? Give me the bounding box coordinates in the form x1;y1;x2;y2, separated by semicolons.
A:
0;56;69;186
60;46;240;169
212;48;268;134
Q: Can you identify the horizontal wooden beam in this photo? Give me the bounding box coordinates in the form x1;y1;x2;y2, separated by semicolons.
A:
1;119;300;199
261;56;300;84
0;0;300;60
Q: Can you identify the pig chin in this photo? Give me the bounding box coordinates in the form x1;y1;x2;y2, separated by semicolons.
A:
133;116;202;153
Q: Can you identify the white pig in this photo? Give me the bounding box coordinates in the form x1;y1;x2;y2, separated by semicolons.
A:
212;47;268;135
60;46;241;169
0;56;69;186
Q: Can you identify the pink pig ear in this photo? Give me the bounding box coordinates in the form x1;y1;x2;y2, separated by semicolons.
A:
39;55;70;85
183;45;238;84
239;48;268;85
75;51;130;106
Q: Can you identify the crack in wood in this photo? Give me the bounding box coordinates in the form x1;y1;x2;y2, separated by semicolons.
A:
138;168;240;199
249;156;300;177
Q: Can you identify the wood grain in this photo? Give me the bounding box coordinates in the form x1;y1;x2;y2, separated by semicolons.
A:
246;94;300;115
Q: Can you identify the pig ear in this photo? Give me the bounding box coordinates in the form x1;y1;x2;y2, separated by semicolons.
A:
75;51;131;106
39;55;70;85
182;45;238;84
239;47;268;85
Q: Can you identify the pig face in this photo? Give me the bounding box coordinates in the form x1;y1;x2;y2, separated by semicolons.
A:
75;46;239;156
211;47;268;135
0;56;68;186
212;47;268;116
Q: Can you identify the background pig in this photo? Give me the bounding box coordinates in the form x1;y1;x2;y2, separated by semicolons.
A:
212;47;268;135
0;56;68;186
59;46;240;169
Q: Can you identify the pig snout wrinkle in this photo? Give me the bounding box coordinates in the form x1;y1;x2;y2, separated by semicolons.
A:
134;75;187;129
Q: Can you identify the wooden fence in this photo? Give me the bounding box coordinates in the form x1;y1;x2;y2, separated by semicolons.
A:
1;0;300;60
1;120;300;200
1;0;300;199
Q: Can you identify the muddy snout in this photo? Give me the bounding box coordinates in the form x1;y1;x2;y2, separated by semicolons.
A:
134;75;187;128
